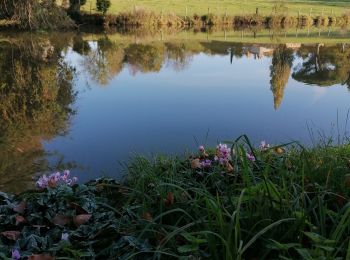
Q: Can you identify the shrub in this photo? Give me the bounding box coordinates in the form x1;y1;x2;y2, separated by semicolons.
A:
96;0;111;15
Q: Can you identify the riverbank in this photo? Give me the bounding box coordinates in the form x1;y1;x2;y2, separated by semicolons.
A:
1;136;349;259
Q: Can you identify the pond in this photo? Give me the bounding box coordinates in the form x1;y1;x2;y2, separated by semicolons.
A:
0;27;350;192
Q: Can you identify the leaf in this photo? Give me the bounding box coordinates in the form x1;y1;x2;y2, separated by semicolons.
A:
13;201;26;214
296;248;313;260
1;231;20;240
274;147;285;154
178;244;199;253
73;214;92;227
225;162;234;173
141;212;152;221
68;202;88;214
191;159;201;169
164;192;174;207
267;239;300;250
28;255;55;260
182;233;207;244
51;214;71;226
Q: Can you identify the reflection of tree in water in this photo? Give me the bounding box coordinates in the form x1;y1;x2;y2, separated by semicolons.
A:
125;43;165;75
292;44;350;87
0;34;76;193
270;45;294;110
81;37;125;86
165;42;193;71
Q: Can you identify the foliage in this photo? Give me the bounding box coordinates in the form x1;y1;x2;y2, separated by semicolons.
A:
0;0;75;29
0;136;350;258
68;0;87;14
96;0;111;15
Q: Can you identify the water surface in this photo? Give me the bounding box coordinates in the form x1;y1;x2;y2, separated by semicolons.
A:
1;28;350;192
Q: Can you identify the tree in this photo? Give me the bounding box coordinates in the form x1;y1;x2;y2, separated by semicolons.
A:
0;0;75;29
96;0;111;15
68;0;87;16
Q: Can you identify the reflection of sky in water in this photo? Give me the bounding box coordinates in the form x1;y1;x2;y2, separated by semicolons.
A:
45;45;350;182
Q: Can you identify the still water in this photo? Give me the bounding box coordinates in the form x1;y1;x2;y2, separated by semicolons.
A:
1;28;350;192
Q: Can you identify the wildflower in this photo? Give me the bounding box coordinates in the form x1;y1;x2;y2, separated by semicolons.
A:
61;233;69;241
260;140;270;151
11;249;20;260
36;171;78;189
246;153;256;162
216;143;231;165
36;174;49;189
198;145;205;153
200;159;212;168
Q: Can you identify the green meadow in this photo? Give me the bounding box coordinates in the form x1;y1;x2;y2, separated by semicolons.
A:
80;0;350;16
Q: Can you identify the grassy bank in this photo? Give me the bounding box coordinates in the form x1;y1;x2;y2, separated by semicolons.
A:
79;0;350;17
1;136;350;259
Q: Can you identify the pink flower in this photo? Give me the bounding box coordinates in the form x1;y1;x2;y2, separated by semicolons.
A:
198;145;205;153
200;159;212;168
216;143;231;165
246;153;256;162
260;141;270;151
36;171;78;189
12;249;20;260
61;233;69;241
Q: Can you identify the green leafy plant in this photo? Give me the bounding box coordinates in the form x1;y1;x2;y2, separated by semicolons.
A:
96;0;111;15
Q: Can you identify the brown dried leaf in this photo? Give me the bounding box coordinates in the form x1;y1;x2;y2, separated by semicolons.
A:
191;158;201;169
225;162;234;173
52;214;71;226
68;202;88;215
345;174;350;187
141;212;153;221
274;147;285;155
13;201;26;214
1;231;20;240
28;254;55;260
164;192;174;207
15;215;26;225
73;214;92;227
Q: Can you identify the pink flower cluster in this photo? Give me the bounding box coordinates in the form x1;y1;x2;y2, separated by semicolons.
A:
246;152;256;162
200;159;212;168
214;143;231;165
36;170;78;189
260;140;270;151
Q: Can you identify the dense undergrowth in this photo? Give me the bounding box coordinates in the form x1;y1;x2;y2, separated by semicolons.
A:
1;136;350;259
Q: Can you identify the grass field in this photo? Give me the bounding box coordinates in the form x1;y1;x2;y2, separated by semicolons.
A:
80;0;350;16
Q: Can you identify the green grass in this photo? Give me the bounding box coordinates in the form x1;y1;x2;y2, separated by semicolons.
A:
80;0;350;16
0;136;350;258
